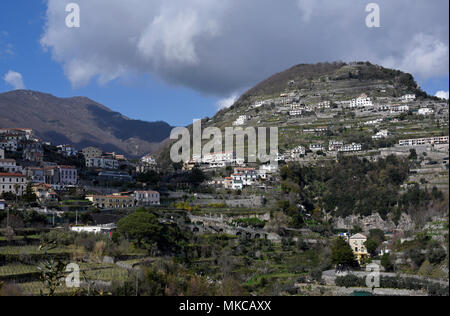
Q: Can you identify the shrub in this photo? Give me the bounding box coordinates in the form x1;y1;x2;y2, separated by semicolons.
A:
335;274;365;288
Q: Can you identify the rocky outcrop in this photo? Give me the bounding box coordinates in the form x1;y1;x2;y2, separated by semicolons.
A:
333;213;414;233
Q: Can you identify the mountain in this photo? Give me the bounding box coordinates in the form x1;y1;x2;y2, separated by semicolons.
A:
156;61;437;164
0;90;172;157
210;61;430;126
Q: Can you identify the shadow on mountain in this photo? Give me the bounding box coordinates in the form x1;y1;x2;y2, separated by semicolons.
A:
88;105;173;143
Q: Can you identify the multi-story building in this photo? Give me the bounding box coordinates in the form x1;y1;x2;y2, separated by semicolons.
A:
32;183;58;203
0;148;4;159
349;94;373;108
328;141;344;152
339;143;362;152
0;128;33;141
57;144;78;157
310;144;324;152
86;194;134;209
401;94;416;103
230;174;244;190
390;104;410;114
86;157;119;169
0;139;18;152
348;233;369;264
133;191;160;206
81;147;103;160
399;136;449;147
0;172;27;196
317;101;331;109
0;159;22;173
58;165;78;185
25;167;46;184
289;110;302;116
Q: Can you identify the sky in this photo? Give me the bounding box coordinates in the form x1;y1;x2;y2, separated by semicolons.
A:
0;0;449;126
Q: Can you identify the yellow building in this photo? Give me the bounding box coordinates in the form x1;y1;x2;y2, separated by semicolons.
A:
349;233;369;264
86;194;134;209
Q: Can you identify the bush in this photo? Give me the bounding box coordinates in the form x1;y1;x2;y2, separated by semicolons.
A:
335;274;365;288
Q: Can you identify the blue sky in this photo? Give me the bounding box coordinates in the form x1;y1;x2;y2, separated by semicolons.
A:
1;0;448;126
0;0;218;126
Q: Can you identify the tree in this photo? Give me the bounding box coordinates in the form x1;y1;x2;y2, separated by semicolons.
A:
22;183;37;204
331;237;358;271
365;239;380;257
117;211;162;247
188;167;206;186
409;149;417;160
381;253;394;272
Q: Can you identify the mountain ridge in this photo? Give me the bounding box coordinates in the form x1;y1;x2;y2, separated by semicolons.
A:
0;89;172;157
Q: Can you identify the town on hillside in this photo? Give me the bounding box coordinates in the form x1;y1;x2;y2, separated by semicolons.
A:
1;85;449;296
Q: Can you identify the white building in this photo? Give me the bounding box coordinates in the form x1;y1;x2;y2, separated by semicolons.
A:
390;104;410;114
289;110;302;116
141;154;157;165
310;144;324;152
417;108;435;116
86;157;119;169
401;94;416;103
364;119;383;126
0;139;18;152
70;224;116;235
328;141;344;152
0;159;21;173
372;130;389;140
227;168;259;190
260;164;278;173
317;101;331;109
252;101;265;108
57;144;78;157
399;136;449;147
288;146;306;159
233;115;249;126
133;190;160;206
350;94;373;108
339;143;362;152
0;172;27;196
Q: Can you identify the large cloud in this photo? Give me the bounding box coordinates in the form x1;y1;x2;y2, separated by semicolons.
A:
435;91;449;100
3;70;26;90
41;0;449;95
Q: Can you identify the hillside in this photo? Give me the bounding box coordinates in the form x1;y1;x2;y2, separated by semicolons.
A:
212;61;428;124
157;61;444;165
0;90;172;157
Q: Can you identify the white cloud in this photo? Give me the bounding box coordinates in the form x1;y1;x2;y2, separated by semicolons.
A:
435;91;449;100
382;33;449;78
217;94;238;109
40;0;449;97
3;70;26;90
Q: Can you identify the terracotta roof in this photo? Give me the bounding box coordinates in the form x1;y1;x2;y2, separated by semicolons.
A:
0;172;26;177
134;191;159;194
0;159;15;163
